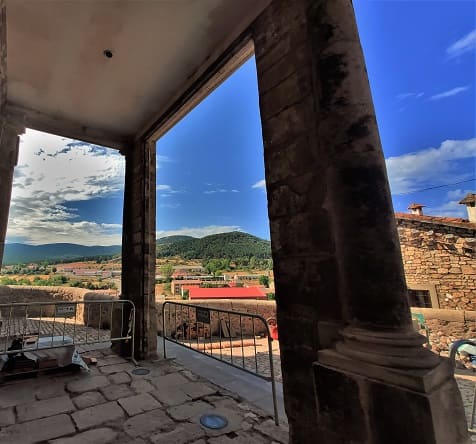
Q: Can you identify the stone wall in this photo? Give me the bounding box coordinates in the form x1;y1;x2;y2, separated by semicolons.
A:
157;299;277;337
410;307;476;354
397;216;475;311
0;285;115;326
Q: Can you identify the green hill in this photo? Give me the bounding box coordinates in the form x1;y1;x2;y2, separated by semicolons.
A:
156;235;196;245
2;243;121;265
156;231;271;260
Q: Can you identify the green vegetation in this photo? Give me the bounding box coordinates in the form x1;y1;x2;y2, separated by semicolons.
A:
259;275;270;287
0;274;116;290
156;232;271;262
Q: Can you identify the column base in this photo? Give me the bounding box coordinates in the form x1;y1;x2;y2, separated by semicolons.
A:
314;349;470;444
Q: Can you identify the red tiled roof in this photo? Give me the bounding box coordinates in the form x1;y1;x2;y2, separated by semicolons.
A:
395;212;476;229
184;286;267;300
407;203;425;210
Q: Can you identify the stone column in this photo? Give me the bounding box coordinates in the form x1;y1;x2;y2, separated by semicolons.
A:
0;120;24;268
252;1;470;443
120;139;157;359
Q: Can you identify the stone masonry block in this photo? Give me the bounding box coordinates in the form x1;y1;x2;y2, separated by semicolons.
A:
67;375;110;393
50;427;117;444
100;384;135;401
118;393;161;416
71;401;124;431
16;395;75;422
0;414;75;444
123;409;174;438
72;391;107;409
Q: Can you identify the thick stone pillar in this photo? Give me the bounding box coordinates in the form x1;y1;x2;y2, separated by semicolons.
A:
252;1;470;443
0;120;24;268
121;139;157;359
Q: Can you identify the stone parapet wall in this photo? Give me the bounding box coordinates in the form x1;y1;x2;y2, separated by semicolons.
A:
397;218;475;311
157;299;277;337
411;307;476;354
0;285;115;327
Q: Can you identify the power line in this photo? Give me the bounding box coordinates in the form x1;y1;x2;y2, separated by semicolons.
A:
394;178;475;196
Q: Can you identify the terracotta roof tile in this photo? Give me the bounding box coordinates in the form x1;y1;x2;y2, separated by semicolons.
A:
395;212;476;229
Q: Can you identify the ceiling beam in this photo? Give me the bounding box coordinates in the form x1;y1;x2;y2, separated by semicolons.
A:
6;103;132;151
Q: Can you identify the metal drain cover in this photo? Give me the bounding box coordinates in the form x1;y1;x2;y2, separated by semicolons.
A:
131;367;150;375
200;414;228;430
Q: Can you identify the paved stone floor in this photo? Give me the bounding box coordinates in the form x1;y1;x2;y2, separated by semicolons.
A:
0;345;289;444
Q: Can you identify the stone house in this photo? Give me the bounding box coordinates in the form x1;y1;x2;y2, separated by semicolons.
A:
396;211;475;312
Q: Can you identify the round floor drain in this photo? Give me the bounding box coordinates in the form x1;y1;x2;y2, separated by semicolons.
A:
131;367;150;375
200;414;228;430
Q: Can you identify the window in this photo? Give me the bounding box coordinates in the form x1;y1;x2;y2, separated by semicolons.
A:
407;283;439;308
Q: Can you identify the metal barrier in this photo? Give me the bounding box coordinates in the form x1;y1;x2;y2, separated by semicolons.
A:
162;301;279;425
0;300;136;362
450;339;476;433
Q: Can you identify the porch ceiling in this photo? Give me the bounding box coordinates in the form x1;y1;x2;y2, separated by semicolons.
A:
3;0;268;147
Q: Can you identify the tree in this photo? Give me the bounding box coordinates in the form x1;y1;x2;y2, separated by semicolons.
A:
259;275;269;287
160;264;174;281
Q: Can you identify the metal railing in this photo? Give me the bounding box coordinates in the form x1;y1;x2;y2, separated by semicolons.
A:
162;301;279;425
450;339;476;433
0;299;136;362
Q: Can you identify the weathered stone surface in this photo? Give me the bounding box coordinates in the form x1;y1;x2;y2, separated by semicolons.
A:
0;383;35;408
254;419;289;444
100;384;135;401
208;432;268;444
71;401;124;431
0;414;75;444
0;407;15;427
72;391;107;409
180;381;217;399
130;378;155;393
16;395;75;422
100;363;135;375
122;409;173;437
50;427;117;444
151;372;189;391
117;393;161;416
35;381;67;400
67;375;110;394
109;372;131;385
150;388;191;407
149;423;205;444
167;400;210;421
97;355;128;367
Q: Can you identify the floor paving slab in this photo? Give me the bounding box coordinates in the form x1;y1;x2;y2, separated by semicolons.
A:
97;355;128;367
180;381;218;399
67;375;110;393
100;383;135;401
122;408;174;437
117;393;161;416
108;371;131;385
0;407;15;427
0;382;36;408
150;387;192;406
17;395;75;422
49;427;117;444
0;413;75;444
151;371;189;391
254;418;289;444
167;400;211;421
100;362;135;374
149;422;206;444
71;400;124;431
35;381;67;400
72;391;107;409
208;431;268;444
130;378;155;393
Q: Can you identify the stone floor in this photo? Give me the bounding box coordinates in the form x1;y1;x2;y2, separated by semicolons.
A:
0;345;289;444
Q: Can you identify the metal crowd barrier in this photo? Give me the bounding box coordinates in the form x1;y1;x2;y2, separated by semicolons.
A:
0;300;136;362
162;300;279;425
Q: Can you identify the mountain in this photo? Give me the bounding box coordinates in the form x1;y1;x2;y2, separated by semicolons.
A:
156;231;271;259
2;243;121;265
156;235;196;245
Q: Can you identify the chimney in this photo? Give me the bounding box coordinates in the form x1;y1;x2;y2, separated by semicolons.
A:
408;203;425;216
459;193;476;222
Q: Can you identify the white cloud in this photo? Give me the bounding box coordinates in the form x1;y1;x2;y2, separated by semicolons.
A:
446;29;476;59
157;184;171;191
7;129;125;245
397;92;424;101
386;138;476;195
252;179;266;189
156;225;242;239
429;86;469;101
425;189;473;219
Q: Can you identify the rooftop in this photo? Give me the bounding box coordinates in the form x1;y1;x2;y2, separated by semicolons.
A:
185;287;267;300
395;212;476;230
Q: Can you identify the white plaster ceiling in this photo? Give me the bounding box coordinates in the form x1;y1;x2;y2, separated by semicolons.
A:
5;0;269;144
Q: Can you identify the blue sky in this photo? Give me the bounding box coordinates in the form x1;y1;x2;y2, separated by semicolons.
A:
7;1;475;245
